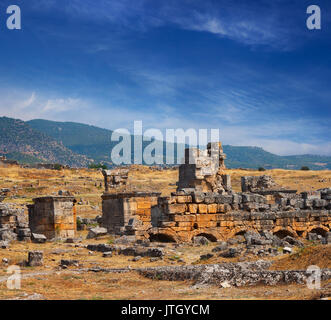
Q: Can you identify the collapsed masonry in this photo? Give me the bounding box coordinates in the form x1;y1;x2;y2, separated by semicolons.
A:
0;196;77;242
0;203;31;242
101;142;331;243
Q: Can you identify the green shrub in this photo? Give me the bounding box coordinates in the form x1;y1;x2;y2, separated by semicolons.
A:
53;163;63;170
258;167;266;171
301;166;309;171
88;163;108;170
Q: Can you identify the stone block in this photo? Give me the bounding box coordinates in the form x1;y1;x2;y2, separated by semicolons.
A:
208;204;218;214
168;204;187;214
188;204;198;214
198;204;208;214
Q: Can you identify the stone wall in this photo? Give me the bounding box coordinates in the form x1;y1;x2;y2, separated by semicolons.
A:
0;203;31;241
149;188;331;242
28;196;76;239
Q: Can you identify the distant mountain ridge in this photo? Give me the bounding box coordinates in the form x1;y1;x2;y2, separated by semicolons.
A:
0;117;89;167
0;116;329;169
27;119;331;170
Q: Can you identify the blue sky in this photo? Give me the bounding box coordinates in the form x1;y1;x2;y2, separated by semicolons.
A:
0;0;330;155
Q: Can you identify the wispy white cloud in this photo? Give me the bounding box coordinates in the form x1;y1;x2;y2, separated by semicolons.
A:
43;98;82;112
26;0;306;50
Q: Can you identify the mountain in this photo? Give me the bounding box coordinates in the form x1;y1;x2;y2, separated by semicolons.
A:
28;119;116;164
0;117;89;167
28;119;180;166
28;119;331;170
222;145;331;170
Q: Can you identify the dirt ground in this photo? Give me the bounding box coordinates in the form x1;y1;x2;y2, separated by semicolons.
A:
0;164;330;300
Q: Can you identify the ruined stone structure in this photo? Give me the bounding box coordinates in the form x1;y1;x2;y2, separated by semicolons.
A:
102;168;129;192
0;203;31;241
28;196;77;239
101;192;160;236
177;142;230;193
150;190;331;242
101;143;331;243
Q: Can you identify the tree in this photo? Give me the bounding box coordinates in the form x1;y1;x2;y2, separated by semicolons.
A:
88;163;107;170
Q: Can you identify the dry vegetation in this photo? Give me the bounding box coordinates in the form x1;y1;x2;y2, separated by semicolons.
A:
0;163;330;300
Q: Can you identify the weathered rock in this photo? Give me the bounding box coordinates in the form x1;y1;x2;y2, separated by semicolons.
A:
31;233;47;244
28;251;43;267
2;257;9;264
219;247;241;258
102;251;113;258
307;232;320;241
114;235;137;244
200;253;214;260
0;228;17;241
283;236;304;248
87;243;114;252
193;236;209;246
132;256;142;262
212;242;228;252
60;259;79;267
0;240;9;249
86;227;108;239
283;247;292;254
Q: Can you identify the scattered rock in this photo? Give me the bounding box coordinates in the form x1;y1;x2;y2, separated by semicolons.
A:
283;247;292;254
102;251;113;258
219;247;242;258
114;235;136;245
193;236;210;246
28;251;43;267
132;256;142;262
200;253;214;260
60;259;79;267
212;242;228;252
283;236;304;248
31;233;47;244
86;227;108;239
0;228;17;241
0;240;9;249
220;281;231;288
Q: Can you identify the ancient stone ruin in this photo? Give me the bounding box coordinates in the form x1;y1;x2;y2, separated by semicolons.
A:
0;203;31;242
102;168;129;192
177;142;230;193
28;196;77;239
101;192;160;236
101;142;331;243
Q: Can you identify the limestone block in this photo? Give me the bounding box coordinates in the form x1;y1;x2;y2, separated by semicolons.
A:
198;204;208;214
208;204;218;214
